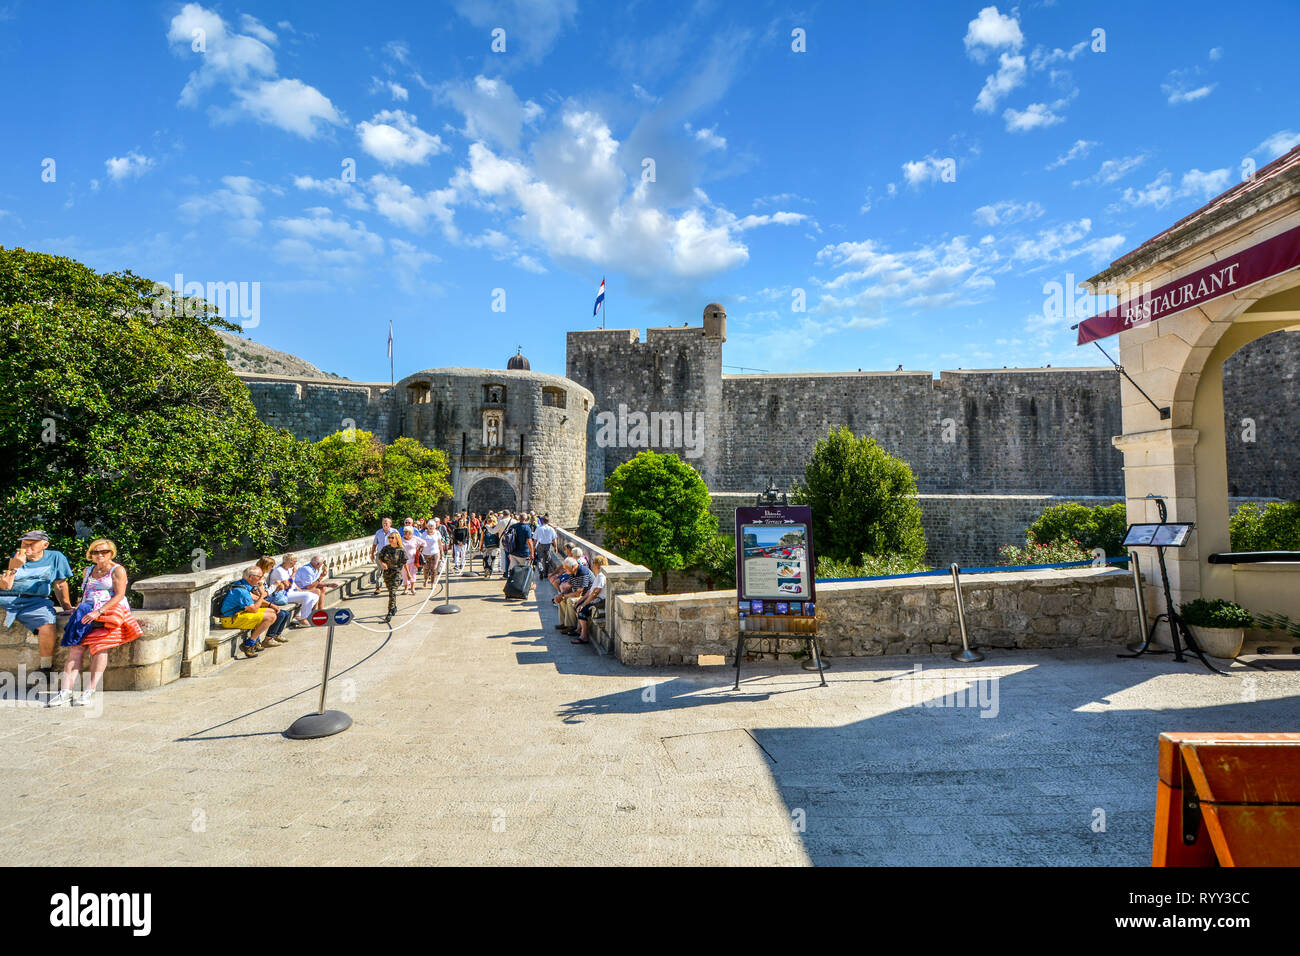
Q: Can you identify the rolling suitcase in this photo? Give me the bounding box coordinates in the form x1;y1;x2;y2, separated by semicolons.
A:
504;562;535;599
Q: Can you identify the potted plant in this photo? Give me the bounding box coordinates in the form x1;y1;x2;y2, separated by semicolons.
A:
1179;598;1253;659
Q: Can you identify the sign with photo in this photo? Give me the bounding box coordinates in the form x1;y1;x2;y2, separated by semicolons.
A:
735;505;817;622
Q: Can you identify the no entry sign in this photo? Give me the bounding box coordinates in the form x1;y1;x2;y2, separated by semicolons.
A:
310;609;329;626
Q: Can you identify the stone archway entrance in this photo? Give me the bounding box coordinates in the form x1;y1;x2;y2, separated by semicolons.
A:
467;476;517;513
1081;145;1300;621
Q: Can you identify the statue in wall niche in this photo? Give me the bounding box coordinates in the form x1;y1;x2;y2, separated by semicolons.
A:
486;416;499;448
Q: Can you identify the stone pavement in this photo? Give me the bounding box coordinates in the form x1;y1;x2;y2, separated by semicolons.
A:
1;567;1297;866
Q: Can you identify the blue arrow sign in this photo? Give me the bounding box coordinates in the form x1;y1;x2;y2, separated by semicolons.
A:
332;608;353;626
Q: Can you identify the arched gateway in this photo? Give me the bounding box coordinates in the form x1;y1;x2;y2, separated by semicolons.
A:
467;476;517;513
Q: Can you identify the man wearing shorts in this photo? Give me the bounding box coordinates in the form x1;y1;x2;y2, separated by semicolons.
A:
0;530;73;681
219;566;285;657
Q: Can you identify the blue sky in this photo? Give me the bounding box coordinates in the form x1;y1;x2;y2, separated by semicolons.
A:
2;0;1298;381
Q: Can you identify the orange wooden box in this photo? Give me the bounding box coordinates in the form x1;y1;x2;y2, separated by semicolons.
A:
1153;732;1300;867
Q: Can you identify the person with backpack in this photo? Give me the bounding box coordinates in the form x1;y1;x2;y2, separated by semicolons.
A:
501;513;535;597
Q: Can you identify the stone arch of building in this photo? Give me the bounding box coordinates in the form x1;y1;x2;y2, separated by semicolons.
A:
466;475;518;514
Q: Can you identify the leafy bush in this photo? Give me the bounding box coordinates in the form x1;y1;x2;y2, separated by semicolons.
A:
597;451;718;592
1229;501;1300;552
791;426;926;563
693;534;736;591
1027;501;1128;556
1180;598;1252;629
816;553;931;580
998;538;1092;566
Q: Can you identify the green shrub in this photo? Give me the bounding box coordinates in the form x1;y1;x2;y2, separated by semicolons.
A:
791;426;926;563
1229;501;1300;552
1180;598;1252;629
998;538;1092;566
1027;502;1128;556
597;450;718;592
693;534;736;590
816;553;930;580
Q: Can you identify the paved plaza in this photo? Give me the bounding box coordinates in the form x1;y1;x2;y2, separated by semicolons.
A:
2;571;1297;866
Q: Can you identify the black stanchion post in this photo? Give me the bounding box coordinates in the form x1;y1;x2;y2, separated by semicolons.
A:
285;615;353;739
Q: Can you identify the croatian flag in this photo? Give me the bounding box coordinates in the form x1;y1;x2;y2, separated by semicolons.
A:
593;278;605;316
387;320;393;358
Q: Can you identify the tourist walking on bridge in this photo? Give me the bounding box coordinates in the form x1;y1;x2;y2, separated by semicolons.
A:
371;517;395;596
376;531;405;623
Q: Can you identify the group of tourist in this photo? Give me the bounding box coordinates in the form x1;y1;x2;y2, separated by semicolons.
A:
1;510;609;704
548;551;607;644
0;530;143;706
219;553;339;659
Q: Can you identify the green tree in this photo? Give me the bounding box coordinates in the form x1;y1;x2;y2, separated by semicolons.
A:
791;426;926;562
298;430;453;543
597;450;718;592
0;247;315;578
1027;501;1128;556
694;534;737;591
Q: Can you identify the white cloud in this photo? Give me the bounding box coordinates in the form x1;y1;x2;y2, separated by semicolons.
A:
901;155;953;187
1046;139;1096;170
1253;130;1300;159
367;173;459;236
1209;47;1223;61
178;175;274;238
1163;67;1216;105
687;123;727;151
1003;102;1064;132
166;3;342;139
105;151;154;182
736;212;807;229
451;0;578;63
454;109;752;279
272;208;384;270
293;174;370;211
238;14;277;45
974;52;1026;113
1010;218;1123;265
357;109;448;165
1028;41;1088;69
964;6;1023;62
370;76;409;101
1119;168;1231;208
233;78;342;138
973;199;1044;226
445;75;543;150
1074;153;1147;186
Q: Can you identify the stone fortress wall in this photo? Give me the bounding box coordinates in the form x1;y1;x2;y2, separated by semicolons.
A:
237;302;1298;566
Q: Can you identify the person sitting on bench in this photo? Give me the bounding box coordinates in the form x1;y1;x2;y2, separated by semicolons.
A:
571;556;607;646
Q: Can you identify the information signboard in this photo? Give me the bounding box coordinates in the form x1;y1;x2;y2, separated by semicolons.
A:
735;504;817;630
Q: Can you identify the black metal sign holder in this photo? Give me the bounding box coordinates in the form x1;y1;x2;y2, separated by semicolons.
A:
1117;497;1222;675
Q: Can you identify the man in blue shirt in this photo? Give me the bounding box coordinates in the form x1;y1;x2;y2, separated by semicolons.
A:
0;530;73;676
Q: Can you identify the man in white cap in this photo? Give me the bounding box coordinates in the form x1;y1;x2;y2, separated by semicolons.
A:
0;531;74;681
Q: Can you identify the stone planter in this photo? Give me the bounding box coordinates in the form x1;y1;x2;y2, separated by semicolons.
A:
1188;625;1244;660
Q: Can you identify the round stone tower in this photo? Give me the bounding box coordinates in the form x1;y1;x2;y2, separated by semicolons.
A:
394;366;592;525
703;302;727;341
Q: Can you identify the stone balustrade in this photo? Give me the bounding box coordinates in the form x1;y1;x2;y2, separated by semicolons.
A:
0;536;377;691
613;565;1141;667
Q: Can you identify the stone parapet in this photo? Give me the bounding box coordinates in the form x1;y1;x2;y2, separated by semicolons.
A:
613;566;1141;667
